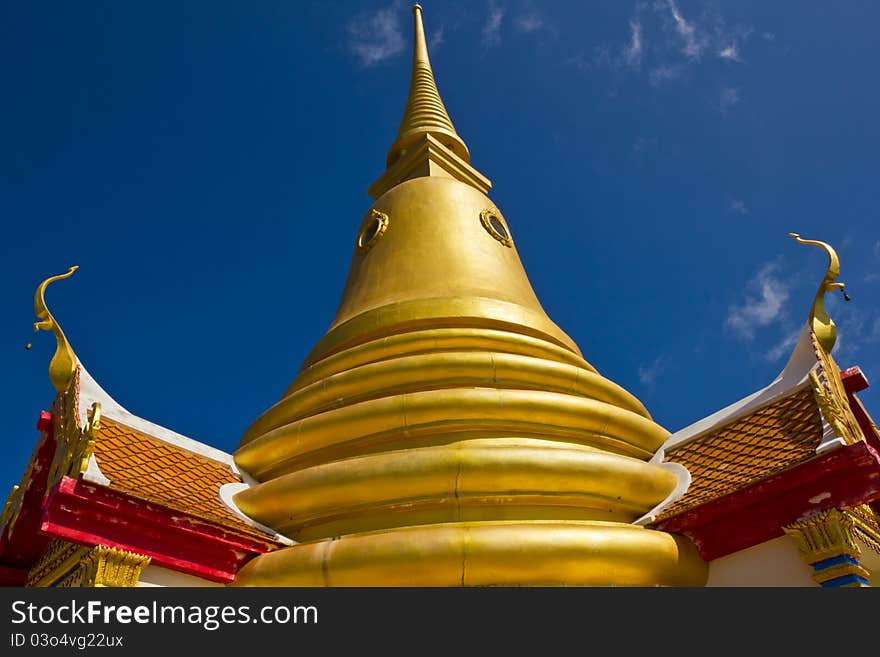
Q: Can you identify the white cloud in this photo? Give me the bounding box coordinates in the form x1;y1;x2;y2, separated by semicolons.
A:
591;2;756;88
633;135;658;158
764;328;800;362
726;262;790;340
718;44;742;62
828;297;880;368
716;86;741;113
623;19;644;67
649;64;682;86
482;3;505;50
516;13;544;34
430;26;445;50
346;6;405;67
665;0;707;59
638;354;669;386
728;198;749;215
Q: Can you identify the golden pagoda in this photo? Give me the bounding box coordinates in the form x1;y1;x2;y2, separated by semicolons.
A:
229;5;707;587
4;5;880;590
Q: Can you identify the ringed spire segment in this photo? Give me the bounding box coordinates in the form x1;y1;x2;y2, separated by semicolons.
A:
386;5;470;168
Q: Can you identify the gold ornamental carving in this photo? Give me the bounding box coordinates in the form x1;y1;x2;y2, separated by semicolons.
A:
46;395;101;496
59;546;151;588
27;540;90;588
783;508;860;563
809;334;866;446
480;207;513;247
848;505;880;556
357;209;389;252
809;371;856;445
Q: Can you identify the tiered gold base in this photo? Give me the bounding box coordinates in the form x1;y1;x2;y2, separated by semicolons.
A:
232;520;705;586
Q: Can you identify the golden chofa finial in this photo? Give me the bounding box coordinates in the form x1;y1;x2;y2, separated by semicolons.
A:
33;266;79;392
386;4;469;168
789;233;846;353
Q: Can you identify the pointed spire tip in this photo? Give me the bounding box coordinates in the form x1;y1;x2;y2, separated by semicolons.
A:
385;2;470;168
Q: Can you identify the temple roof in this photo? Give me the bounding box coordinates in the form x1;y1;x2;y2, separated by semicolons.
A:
650;235;880;529
70;361;288;544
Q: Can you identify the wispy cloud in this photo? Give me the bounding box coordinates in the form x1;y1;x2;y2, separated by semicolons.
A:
726;262;790;340
828;295;880;368
346;6;405;67
649;64;682;86
623;19;644;67
764;328;800;362
430;26;445;50
665;0;707;59
591;2;755;89
515;13;544;34
718;43;743;62
638;354;670;386
716;86;741;114
728;198;749;215
589;10;645;71
482;2;505;50
633;135;658;163
864;241;880;283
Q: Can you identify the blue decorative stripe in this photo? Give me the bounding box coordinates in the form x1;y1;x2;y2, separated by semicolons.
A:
812;555;859;571
819;574;869;587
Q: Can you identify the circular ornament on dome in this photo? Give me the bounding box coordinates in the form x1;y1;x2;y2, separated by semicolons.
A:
358;209;390;251
480;207;513;247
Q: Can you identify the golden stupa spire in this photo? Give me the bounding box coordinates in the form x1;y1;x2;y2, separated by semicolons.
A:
789;232;846;352
33;266;79;392
386;4;469;168
369;5;489;200
230;5;706;587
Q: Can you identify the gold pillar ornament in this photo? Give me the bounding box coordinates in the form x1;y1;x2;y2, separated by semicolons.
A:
26;540;90;587
231;5;706;587
783;509;870;587
59;546;151;588
33;265;79;393
788;233;846;353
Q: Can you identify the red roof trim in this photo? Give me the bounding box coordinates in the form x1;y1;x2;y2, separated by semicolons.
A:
0;412;57;572
40;477;279;584
656;441;880;560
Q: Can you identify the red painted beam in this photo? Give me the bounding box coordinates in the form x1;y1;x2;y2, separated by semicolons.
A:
656;441;880;561
0;412;57;571
839;365;880;453
841;366;869;394
41;477;279;584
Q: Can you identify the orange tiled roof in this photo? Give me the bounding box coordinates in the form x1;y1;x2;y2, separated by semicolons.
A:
92;418;273;542
658;385;823;520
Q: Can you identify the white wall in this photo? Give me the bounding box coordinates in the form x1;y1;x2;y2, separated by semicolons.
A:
706;536;816;587
137;565;224;587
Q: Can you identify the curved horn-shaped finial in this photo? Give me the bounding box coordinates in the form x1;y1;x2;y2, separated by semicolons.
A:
788;233;845;353
34;266;79;392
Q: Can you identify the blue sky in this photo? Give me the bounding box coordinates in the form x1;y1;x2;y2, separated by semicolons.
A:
2;1;878;494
